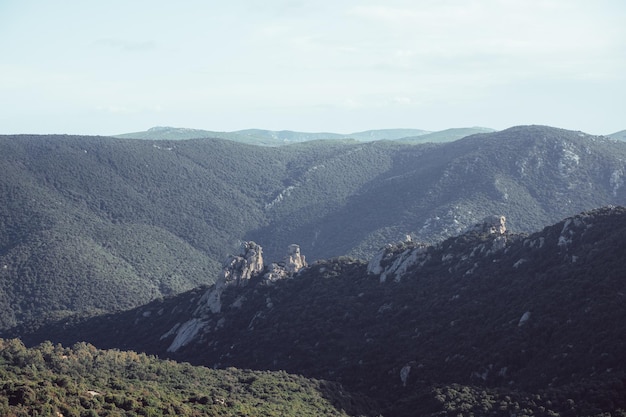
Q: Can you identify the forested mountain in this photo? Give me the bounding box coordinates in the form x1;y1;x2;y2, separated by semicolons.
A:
252;125;626;260
18;206;626;416
1;125;625;330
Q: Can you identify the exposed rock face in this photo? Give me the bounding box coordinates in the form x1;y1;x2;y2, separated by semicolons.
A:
264;244;307;282
368;215;509;282
166;242;306;351
196;241;264;316
284;244;307;274
222;241;264;287
475;215;507;235
264;262;288;282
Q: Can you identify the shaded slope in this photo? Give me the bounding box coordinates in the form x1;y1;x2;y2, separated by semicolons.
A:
18;207;626;416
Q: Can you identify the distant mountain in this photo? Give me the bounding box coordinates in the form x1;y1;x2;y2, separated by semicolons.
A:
113;126;434;145
1;125;625;331
113;126;287;145
395;127;495;143
345;128;430;141
608;129;626;141
18;207;626;416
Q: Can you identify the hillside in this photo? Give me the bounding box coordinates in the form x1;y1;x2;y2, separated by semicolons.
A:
1;125;625;330
18;206;626;416
0;338;371;416
253;125;626;259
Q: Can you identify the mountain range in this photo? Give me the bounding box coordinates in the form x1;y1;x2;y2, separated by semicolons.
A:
16;206;626;416
1;125;625;331
113;126;495;145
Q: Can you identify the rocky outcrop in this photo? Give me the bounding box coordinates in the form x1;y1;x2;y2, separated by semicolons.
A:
368;215;509;282
474;215;507;235
264;244;307;282
284;244;307;274
194;241;265;318
222;241;264;287
166;242;306;351
263;262;288;282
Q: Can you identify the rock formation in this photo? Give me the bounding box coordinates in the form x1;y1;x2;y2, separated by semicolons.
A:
221;241;264;287
264;244;308;282
166;241;307;352
368;215;509;282
284;244;307;274
197;241;264;316
475;215;507;235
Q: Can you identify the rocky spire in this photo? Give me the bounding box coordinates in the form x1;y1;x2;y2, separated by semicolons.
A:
284;244;307;274
264;244;308;282
197;241;264;315
221;241;264;287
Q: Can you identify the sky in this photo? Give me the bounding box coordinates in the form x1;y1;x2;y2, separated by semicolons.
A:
1;0;625;136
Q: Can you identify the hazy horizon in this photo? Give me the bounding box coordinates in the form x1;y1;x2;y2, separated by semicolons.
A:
1;1;624;136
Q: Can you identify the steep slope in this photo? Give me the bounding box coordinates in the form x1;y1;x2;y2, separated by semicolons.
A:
0;135;398;328
258;125;626;259
18;206;626;416
0;136;283;327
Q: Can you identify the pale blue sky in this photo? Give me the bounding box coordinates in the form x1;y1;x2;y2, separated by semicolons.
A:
1;0;625;135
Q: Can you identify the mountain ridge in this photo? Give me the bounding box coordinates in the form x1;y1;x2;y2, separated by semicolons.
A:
113;126;493;145
15;206;626;416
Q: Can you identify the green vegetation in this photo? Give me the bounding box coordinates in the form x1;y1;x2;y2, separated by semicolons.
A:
0;338;371;416
1;125;626;331
19;207;626;416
